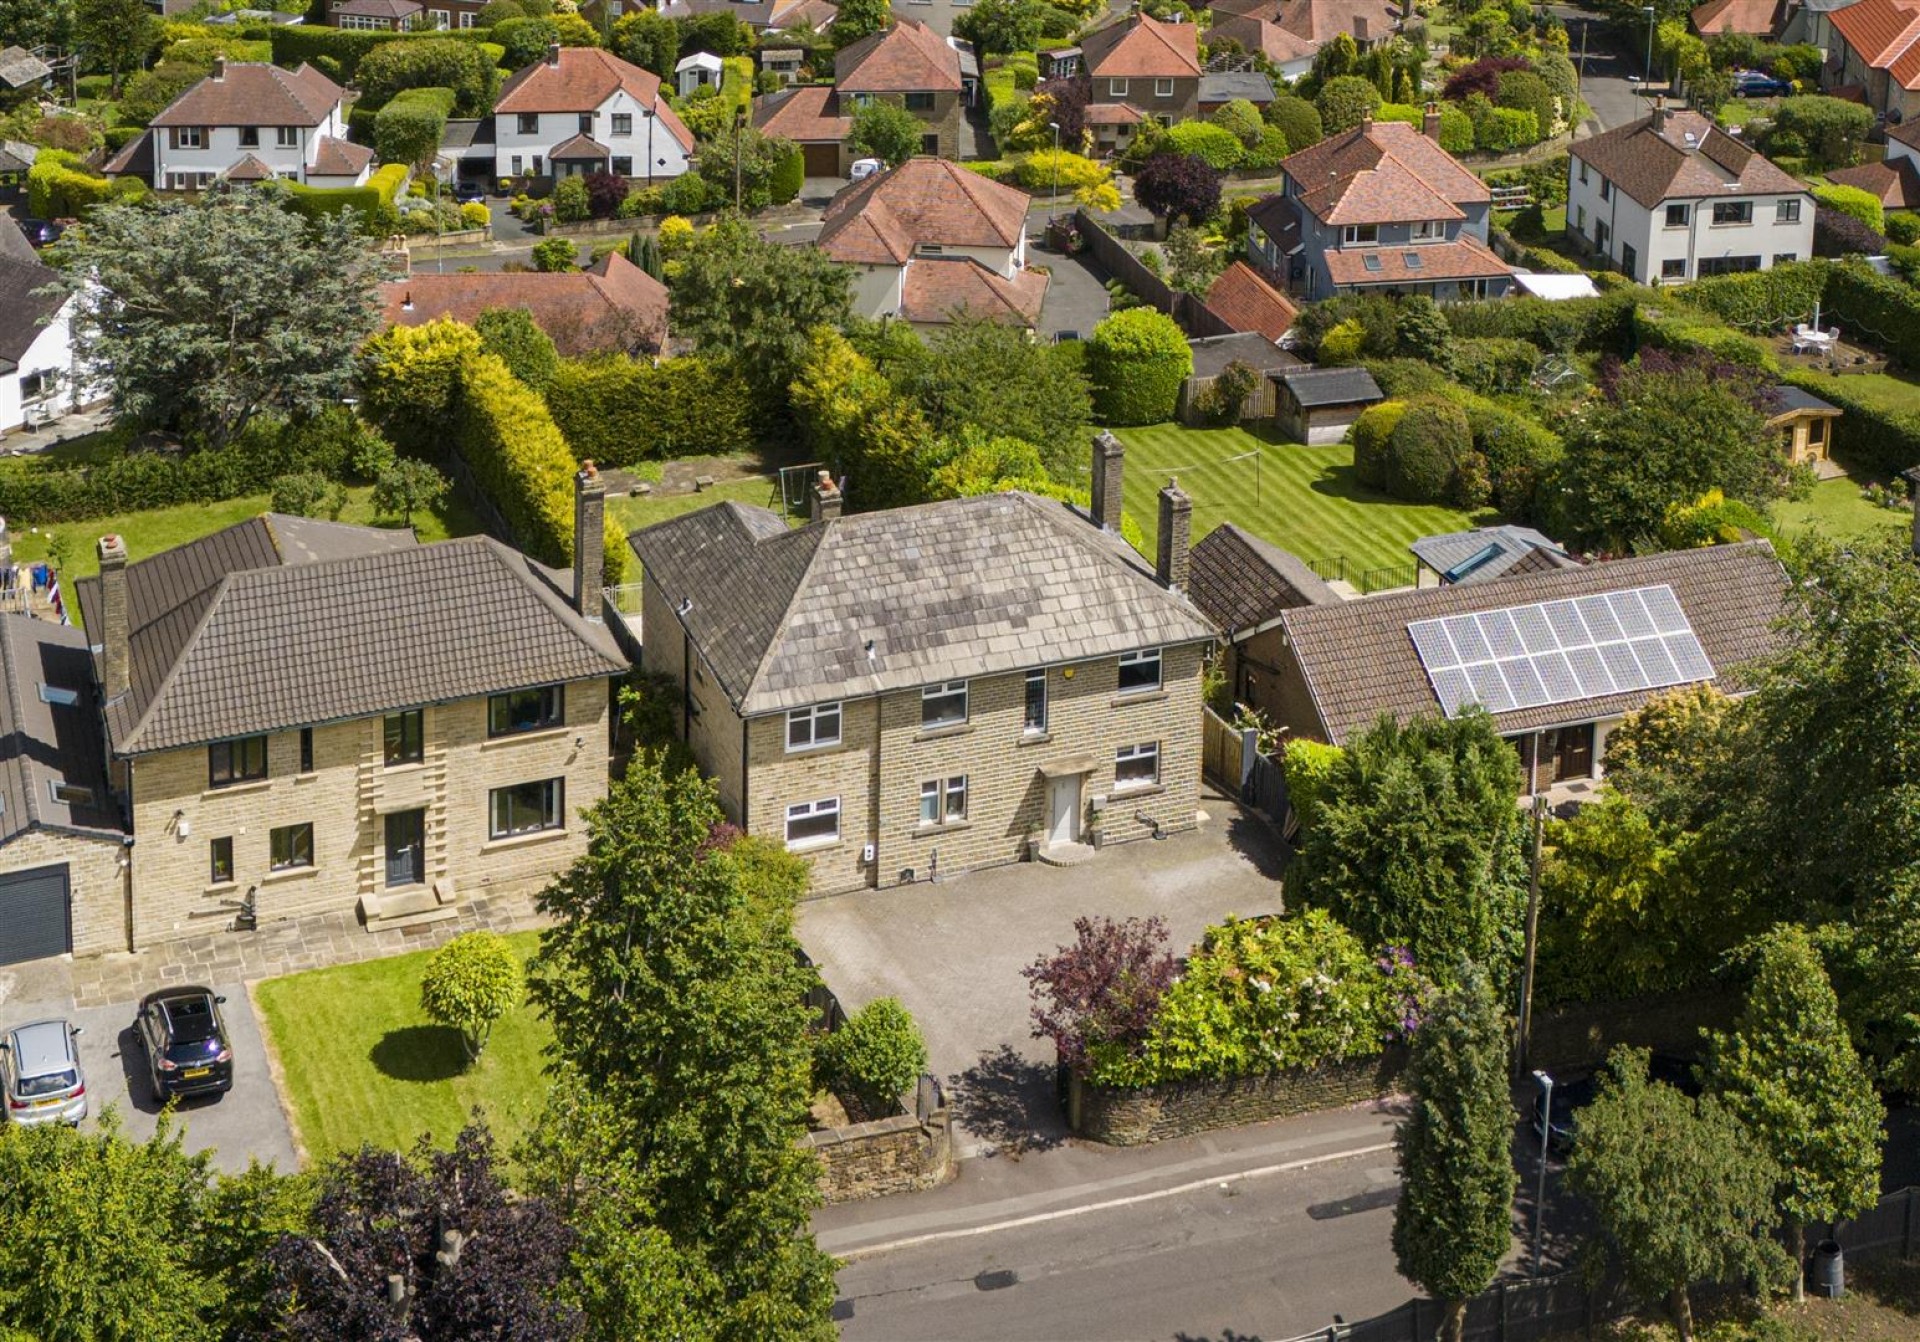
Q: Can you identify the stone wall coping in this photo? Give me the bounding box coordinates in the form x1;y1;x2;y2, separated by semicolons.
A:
802;1110;937;1148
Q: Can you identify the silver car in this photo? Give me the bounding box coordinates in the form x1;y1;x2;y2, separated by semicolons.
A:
0;1020;86;1126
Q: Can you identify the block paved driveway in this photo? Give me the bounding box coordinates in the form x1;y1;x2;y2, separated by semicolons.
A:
797;790;1286;1158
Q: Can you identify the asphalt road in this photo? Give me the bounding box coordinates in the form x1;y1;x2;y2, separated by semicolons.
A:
1554;4;1661;135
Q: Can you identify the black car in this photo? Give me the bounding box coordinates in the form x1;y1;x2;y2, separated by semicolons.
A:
137;987;234;1101
1531;1073;1598;1154
16;218;61;248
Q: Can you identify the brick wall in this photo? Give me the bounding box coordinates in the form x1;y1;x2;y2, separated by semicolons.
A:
803;1106;955;1203
2;829;127;958
1067;1048;1408;1146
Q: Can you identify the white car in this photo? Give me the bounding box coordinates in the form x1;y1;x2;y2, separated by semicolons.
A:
850;158;883;181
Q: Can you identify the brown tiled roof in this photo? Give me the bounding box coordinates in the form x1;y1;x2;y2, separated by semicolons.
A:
1278;541;1787;744
1690;0;1783;33
1188;523;1338;635
1081;12;1201;78
1085;101;1147;125
548;131;609;159
151;61;341;128
1275;0;1403;43
495;47;691;153
379;251;669;356
836;18;962;92
1207;15;1317;63
1205;261;1298;341
1891;118;1920;149
628;492;1216;716
752;84;850;142
1207;0;1273;17
1569;108;1806;208
1323;235;1513;286
311;135;372;177
1831;0;1920;80
818;156;1029;263
74;516;627;756
103;129;154;178
1826;157;1920;207
223;152;275;181
1281;118;1486;225
900;256;1047;325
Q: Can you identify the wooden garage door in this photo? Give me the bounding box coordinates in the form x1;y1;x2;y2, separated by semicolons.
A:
803;142;839;177
0;865;69;965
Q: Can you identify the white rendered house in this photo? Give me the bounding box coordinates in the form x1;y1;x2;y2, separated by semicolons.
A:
0;250;87;435
492;45;694;182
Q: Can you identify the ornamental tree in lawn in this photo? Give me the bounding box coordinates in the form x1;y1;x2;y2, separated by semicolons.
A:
1568;1048;1788;1341
373;458;452;531
1392;963;1515;1342
849;99;924;168
1132;150;1222;228
420;930;524;1063
54;192;382;449
1705;924;1883;1299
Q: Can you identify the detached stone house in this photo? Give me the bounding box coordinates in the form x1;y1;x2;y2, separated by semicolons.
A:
72;493;627;951
1081;12;1202;127
104;58;372;192
628;437;1218;894
491;45;694;184
1565;104;1812;284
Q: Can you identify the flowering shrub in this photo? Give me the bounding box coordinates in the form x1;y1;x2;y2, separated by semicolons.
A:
1025;916;1179;1075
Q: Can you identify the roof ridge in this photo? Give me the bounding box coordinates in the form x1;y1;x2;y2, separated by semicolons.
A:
115;570;237;753
0;618;38;831
469;534;628;665
943;161;1025;244
740;515;841;710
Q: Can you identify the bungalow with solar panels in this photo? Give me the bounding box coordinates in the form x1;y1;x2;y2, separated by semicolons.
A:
1259;542;1788;795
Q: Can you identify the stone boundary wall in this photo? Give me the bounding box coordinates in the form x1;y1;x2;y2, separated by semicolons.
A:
804;1105;954;1204
1067;1047;1409;1147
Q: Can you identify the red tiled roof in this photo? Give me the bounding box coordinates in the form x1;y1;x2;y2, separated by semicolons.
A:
1569;108;1805;208
496;47;691;151
1275;0;1403;43
1206;15;1317;64
1831;0;1920;83
223;152;275;181
818;156;1030;263
311;135;372;177
549;131;609;159
752;84;851;142
1205;260;1298;341
1690;0;1782;33
836;18;962;92
378;251;669;356
900;255;1047;325
1281;117;1486;225
1084;101;1146;125
152;61;340;128
1827;157;1920;207
1322;235;1513;286
1081;12;1201;78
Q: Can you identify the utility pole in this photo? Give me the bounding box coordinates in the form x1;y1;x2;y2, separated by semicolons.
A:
1514;791;1548;1080
733;105;745;210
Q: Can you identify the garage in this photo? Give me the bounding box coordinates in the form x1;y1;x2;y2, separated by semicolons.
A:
0;865;70;965
803;141;840;178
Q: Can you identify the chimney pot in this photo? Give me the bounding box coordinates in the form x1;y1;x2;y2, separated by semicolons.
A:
97;535;130;700
809;469;843;522
211;55;226;81
1156;478;1192;593
1423;99;1441;141
547;41;562;66
572;461;606;621
1090;432;1125;532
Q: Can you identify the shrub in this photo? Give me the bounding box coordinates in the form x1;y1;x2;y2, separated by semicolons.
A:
26;149;142;219
1814;205;1887;258
1208;97;1265;148
1679;260;1829;332
1442;55;1528;102
1025;916;1179;1077
1317;75;1383;133
459;200;491;229
1280;739;1345;829
1351;399;1408;489
816;998;928;1118
551;174;590;223
659;171;715;214
270;471;345;519
1445;289;1640;355
1495;68;1555;139
1451;337;1536;394
1363;359;1452;399
474;307;560;392
1812;182;1884;235
531;236;578;271
1767;95;1872;169
1133;151;1222;226
1164;120;1245;170
420;931;523;1063
1385;395;1475;505
1886;211;1920;246
1318;318;1369;365
1239;123;1291;171
355;37;499;114
1011;148;1113;194
373;86;455;170
1086;308;1191;425
771;141;804;204
1467;398;1561;518
1197;359;1260;425
1263;93;1323;150
543;355;755;465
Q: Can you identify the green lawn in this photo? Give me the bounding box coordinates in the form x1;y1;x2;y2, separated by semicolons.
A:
1772;474;1909;542
609;472;786;535
254;931;552;1164
1115;423;1493;583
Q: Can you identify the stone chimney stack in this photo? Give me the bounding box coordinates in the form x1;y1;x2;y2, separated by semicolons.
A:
546;41;563;66
573;461;605;621
1423;100;1441;141
211;55;226;81
1156;478;1192;593
1352;14;1370;43
1652;95;1667;133
1090;432;1125;532
97;535;130;700
810;469;843;522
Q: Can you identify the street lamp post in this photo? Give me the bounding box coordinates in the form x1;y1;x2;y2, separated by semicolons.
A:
1048;119;1061;220
1643;5;1657;86
1531;1070;1554;1277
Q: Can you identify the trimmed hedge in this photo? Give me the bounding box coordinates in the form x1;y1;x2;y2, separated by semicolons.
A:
374;87;456;166
1444;289;1639;356
27;149;144;218
1633;303;1779;373
1823;261;1920;370
1451;336;1538;395
282;162;409;231
544;356;754;466
267;24;497;82
1383;395;1475;505
1087;309;1191;426
1678;260;1829;331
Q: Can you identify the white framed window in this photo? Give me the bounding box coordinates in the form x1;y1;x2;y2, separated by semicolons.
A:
612;112;633;135
1342;223;1378;244
510;154;524;175
786;701;842;751
459;10;474;24
1024;669;1047;734
785;797;840;849
1776;198;1801;223
174;127;204;149
430;7;449;25
1411;219;1441;240
1155;77;1174;97
1662;257;1687;280
489;778;564;839
277;126;298;147
918;776;967;825
1108;78;1129;97
1115;742;1159;790
1118;648;1162;694
921;680;968;728
19;369;57;402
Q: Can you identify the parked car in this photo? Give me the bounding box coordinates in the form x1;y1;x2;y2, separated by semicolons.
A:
0;1019;86;1126
849;157;882;181
137;987;234;1101
452;181;487;204
1531;1072;1597;1154
16;218;61;248
1732;69;1792;97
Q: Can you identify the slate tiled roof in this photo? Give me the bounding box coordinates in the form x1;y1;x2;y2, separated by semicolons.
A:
1248;193;1303;253
1323;235;1513;286
900;256;1047;325
1186;330;1301;377
1690;0;1784;32
0;46;51;89
836;18;962;92
0;615;122;842
1408;526;1576;585
0;256;65;371
379;251;669;356
1205;261;1298;342
818;156;1029;263
1205;16;1317;65
0;214;35;264
1891;117;1920;150
73;517;627;756
629;492;1218;716
1189;523;1338;635
103;129;154;179
1200;71;1277;103
1826;156;1920;207
311;135;373;177
1832;0;1920;84
151;62;340;128
496;48;692;152
1762;384;1841;417
753;85;851;142
1081;13;1202;78
1279;541;1788;744
1274;365;1383;407
1281;118;1487;226
1571;109;1806;206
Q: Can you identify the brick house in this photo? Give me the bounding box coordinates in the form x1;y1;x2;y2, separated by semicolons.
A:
1824;0;1920;121
627;436;1219;894
70;487;627;952
1080;12;1202;126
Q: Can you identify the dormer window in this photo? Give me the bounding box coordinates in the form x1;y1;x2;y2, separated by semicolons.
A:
1411;219;1441;240
1342;224;1378;245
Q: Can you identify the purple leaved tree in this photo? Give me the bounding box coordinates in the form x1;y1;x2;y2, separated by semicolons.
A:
1024;916;1178;1074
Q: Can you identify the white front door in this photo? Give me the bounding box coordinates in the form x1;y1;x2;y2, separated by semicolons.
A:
1048;775;1082;847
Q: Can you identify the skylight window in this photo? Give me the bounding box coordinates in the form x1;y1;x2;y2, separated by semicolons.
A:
1403;251;1423;269
36;684;78;707
1363;253;1383;272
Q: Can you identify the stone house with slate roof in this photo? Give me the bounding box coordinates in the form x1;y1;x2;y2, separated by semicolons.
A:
628;438;1218;893
1261;541;1787;794
67;486;627;953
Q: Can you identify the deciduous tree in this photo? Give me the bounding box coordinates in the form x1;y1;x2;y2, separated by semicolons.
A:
74;0;155;97
849;98;925;167
830;0;891;46
1132;150;1222;227
1025;915;1177;1074
372;458;451;527
420;931;525;1063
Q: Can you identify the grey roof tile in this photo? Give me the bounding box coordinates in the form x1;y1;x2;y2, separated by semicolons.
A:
1273;365;1383;407
0;615;121;842
1188;524;1338;633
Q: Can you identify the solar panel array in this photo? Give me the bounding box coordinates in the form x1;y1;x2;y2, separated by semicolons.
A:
1406;585;1715;719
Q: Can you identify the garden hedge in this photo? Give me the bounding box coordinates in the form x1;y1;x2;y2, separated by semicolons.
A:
1678;260;1829;331
544;355;754;466
27;149;144;218
1451;336;1538;395
1350;400;1407;490
268;25;498;82
282;162;409;231
374;87;457;166
355;37;499;115
1444;289;1639;356
1823;260;1920;370
1086;309;1191;426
